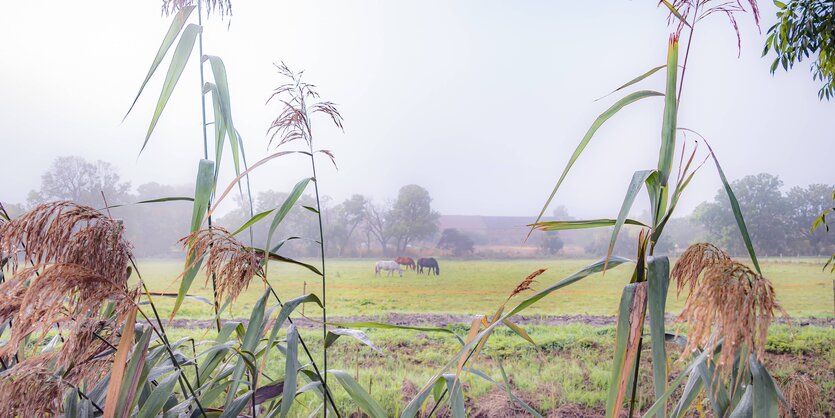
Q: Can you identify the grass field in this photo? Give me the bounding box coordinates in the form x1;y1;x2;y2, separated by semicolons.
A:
132;257;835;416
135;258;835;320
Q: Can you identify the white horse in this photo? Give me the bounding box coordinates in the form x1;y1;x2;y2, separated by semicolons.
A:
375;260;403;277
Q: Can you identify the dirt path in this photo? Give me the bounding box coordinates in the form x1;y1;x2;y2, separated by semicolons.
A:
162;313;835;330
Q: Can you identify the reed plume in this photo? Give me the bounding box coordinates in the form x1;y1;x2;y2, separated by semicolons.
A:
671;242;731;296
180;227;264;304
266;62;344;149
0;201;132;284
0;357;64;418
673;244;782;377
162;0;232;17
508;268;545;300
0;264;134;358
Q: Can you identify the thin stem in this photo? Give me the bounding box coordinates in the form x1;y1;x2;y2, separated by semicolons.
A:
627;336;644;418
308;147;330;417
677;5;698;106
130;257;208;418
196;0;221;333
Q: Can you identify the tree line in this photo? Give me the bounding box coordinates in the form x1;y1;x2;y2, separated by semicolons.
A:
12;156;834;259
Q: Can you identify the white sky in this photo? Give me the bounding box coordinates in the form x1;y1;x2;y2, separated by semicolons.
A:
1;1;833;218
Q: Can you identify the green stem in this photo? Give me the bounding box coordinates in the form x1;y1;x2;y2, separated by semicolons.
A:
196;0;221;333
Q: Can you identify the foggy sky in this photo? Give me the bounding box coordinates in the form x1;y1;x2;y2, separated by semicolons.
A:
2;1;833;219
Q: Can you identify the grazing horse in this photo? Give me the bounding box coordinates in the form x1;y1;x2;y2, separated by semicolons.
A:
416;257;440;276
375;260;403;277
394;256;416;271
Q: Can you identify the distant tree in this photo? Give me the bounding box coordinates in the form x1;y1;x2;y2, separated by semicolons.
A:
552;205;573;220
787;184;835;255
366;202;394;256
437;228;474;256
764;0;835;100
389;185;440;253
28;156;131;207
331;195;368;256
811;191;835;271
539;232;564;255
694;173;791;256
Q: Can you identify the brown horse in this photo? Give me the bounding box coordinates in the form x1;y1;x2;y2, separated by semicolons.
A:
394;256;416;271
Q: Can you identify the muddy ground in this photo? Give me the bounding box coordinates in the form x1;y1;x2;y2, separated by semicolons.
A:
163;313;835;330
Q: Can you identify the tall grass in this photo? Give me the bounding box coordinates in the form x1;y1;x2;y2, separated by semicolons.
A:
0;1;800;417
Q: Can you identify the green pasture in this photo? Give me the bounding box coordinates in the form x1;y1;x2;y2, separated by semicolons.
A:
134;258;834;320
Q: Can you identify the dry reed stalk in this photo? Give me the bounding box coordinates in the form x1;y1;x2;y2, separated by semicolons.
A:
0;357;64;418
0;201;132;284
180;227;264;304
673;244;783;377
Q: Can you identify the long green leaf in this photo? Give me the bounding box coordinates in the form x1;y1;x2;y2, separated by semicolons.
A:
205;56;240;176
671;368;703;418
204;82;227;182
232;208;275;236
170;159;215;320
137;371;180;418
279;324;299;418
531;218;648;231
324;328;384;354
727;386;753;418
140;23;201;154
219;391;253;418
530;90;664;236
703;138;761;273
597;65;666;101
641;351;711;418
442;374;466;418
264;178;312;257
647;256;670;418
124;5;195;121
100;196;194;211
607;169;654;268
330;370;388;418
750;357;778;418
658;36;679;186
226;290;269;405
605;282;648;418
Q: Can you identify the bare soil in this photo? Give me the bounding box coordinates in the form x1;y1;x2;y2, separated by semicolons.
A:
162;313;835;330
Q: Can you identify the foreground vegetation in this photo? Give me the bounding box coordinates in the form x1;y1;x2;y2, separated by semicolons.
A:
158;323;835;417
